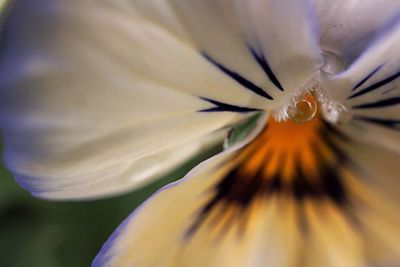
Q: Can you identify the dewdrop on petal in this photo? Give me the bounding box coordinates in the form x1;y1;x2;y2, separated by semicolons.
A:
287;91;317;123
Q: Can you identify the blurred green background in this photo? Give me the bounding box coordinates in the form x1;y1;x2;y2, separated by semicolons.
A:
0;145;216;267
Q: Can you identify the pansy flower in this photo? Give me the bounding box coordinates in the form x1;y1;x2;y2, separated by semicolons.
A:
0;0;399;266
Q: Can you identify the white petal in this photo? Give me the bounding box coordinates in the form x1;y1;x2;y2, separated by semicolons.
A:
169;0;322;108
0;0;259;199
323;15;400;153
315;0;400;62
20;131;225;200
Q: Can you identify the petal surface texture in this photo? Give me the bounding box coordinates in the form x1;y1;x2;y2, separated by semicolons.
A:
93;116;400;267
323;14;400;154
315;0;400;62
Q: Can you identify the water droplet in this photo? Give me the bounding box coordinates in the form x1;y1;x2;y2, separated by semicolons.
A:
287;92;317;123
321;101;352;124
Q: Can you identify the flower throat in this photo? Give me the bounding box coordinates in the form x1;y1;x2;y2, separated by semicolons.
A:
187;113;350;238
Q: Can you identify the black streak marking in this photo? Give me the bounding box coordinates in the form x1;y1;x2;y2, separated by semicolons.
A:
185;164;264;239
352;65;383;91
202;53;274;100
249;46;284;91
349;70;400;99
352;96;400;109
290;138;347;204
354;116;400;130
199;97;261;113
313;141;347;204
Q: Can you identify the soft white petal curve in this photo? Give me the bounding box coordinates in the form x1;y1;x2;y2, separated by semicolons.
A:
322;14;400;154
20;131;226;200
0;0;261;199
315;0;400;62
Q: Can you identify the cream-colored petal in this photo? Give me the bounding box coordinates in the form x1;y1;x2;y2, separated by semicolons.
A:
0;0;263;199
336;135;400;267
315;0;400;62
20;131;225;200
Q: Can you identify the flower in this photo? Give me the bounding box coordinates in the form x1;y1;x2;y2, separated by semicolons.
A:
0;0;399;266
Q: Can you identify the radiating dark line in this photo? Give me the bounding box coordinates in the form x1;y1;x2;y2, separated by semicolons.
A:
382;86;397;95
352;96;400;109
349;70;400;99
202;53;274;100
354;116;400;129
321;120;351;143
312;144;348;205
352;65;383;91
199;97;261;113
248;46;284;91
185;165;262;239
292;160;319;201
291;148;347;205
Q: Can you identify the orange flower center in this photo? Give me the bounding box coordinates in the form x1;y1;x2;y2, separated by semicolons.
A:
187;114;350;238
237;115;338;189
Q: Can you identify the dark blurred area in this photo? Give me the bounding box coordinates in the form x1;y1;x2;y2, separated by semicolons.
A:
0;162;154;267
0;145;215;267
